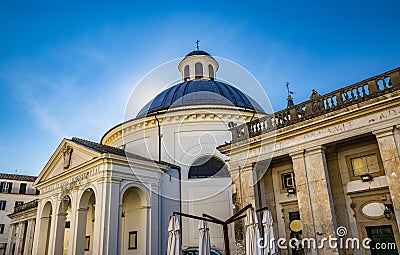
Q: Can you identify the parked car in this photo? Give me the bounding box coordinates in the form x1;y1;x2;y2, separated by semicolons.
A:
182;247;221;255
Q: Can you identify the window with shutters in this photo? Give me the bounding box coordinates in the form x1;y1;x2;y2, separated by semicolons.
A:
1;182;12;193
19;183;27;194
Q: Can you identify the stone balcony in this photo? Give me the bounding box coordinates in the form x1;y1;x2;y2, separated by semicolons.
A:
10;199;38;215
230;67;400;143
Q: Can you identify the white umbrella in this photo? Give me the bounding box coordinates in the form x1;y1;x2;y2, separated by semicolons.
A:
198;220;211;255
245;208;262;255
261;210;277;255
167;215;181;255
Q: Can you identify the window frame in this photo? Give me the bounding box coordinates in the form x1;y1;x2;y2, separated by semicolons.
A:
84;236;90;251
208;64;214;80
0;200;6;210
184;65;190;81
1;182;12;193
128;231;138;250
195;62;203;79
19;183;27;194
281;172;295;190
14;201;24;208
188;156;229;179
345;149;385;181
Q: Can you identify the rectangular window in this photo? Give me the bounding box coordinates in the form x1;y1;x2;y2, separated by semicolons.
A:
15;201;24;208
351;153;380;176
19;183;27;194
128;231;138;250
84;236;90;251
281;172;295;189
0;201;6;210
0;224;4;234
1;182;12;193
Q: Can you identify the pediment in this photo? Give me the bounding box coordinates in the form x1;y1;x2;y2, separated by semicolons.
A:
35;139;101;185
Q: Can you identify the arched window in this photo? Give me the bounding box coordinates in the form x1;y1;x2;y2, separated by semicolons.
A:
184;65;190;81
188;156;230;179
208;65;214;80
195;62;203;79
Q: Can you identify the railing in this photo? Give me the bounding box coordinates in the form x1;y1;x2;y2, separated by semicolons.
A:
231;67;400;143
12;200;38;214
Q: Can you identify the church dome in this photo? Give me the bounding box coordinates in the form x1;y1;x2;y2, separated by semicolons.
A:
136;46;265;118
136;79;264;117
185;50;212;57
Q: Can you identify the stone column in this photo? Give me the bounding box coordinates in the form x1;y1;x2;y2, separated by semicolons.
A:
230;164;256;255
67;192;78;255
53;212;67;255
94;178;121;255
23;219;35;255
143;205;151;255
290;151;316;251
15;221;26;254
5;224;15;255
74;208;88;255
373;127;400;231
36;216;52;255
31;203;41;255
290;147;338;255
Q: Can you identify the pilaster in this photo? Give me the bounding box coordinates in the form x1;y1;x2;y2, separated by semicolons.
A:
15;221;26;254
23;219;35;255
53;212;67;255
74;208;88;255
373;126;400;232
5;224;15;255
290;146;339;255
289;151;315;246
96;177;121;255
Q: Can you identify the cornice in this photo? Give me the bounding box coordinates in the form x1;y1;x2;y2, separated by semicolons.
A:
102;108;257;146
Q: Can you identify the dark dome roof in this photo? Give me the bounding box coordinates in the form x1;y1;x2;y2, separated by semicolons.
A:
137;80;264;117
185;50;211;57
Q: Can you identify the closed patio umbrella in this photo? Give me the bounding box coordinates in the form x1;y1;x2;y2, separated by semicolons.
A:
261;210;277;255
167;215;181;255
245;208;262;255
198;220;211;255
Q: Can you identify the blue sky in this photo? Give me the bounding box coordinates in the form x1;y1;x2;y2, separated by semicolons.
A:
1;0;399;176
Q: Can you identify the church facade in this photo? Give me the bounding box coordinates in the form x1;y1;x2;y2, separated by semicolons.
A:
6;49;400;255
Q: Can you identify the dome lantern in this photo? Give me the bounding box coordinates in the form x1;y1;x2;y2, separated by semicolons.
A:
178;43;219;82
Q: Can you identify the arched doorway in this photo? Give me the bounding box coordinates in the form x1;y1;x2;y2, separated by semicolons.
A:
37;201;53;255
120;187;147;255
75;189;95;255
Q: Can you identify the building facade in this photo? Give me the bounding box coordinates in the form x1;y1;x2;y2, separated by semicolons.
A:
0;174;38;254
6;200;37;255
6;49;400;255
218;67;400;255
